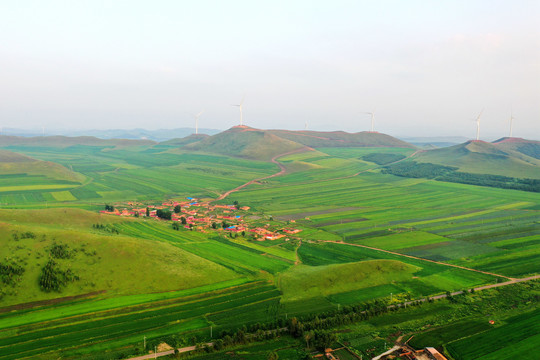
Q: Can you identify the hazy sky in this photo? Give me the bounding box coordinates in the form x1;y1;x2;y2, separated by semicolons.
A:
0;0;539;139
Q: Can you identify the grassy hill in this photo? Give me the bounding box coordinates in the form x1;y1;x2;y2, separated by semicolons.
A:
268;129;415;148
183;126;306;161
0;208;238;306
0;150;85;183
493;137;540;161
280;260;417;301
413;140;540;179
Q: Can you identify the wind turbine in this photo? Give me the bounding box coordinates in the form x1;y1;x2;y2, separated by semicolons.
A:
304;121;308;130
364;110;376;132
509;109;515;137
193;110;204;135
232;97;244;126
475;109;484;141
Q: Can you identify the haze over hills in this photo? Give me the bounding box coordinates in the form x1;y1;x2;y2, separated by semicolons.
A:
0;135;156;148
0;128;220;142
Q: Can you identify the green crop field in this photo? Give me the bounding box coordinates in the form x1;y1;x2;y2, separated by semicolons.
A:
0;139;538;359
445;308;540;360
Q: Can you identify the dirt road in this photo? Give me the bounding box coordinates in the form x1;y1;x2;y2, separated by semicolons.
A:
324;240;515;280
214;146;313;201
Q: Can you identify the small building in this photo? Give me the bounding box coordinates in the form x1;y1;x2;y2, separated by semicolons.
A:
425;347;448;360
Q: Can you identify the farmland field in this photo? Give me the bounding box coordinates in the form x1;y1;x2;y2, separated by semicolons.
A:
0;140;538;359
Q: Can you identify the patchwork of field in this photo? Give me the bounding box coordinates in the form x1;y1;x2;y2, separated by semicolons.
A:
231;147;539;278
0;143;538;359
445;308;540;360
0;280;282;359
0;145;277;206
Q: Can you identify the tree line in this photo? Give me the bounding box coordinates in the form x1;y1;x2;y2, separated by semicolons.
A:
382;161;539;192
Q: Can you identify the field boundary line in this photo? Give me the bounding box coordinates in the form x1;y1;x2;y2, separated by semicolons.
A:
322;240;516;280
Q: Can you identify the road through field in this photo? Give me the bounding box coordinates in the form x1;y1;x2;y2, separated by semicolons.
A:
214;146;313;201
323;240;516;280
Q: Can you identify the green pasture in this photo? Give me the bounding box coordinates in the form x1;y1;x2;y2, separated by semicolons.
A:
279;260;418;301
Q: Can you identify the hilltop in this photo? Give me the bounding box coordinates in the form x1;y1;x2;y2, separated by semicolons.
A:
181;126;414;161
182;126;306;161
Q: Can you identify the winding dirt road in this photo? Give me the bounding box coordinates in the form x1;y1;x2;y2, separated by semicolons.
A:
214;146;313;201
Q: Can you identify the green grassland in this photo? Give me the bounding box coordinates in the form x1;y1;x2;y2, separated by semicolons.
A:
279;260;418;301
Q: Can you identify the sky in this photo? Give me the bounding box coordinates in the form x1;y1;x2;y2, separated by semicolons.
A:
0;0;539;139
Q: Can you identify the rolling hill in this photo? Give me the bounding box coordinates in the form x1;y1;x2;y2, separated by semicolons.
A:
268;129;415;148
181;127;415;161
412;140;540;179
0;149;85;183
182;126;306;161
492;137;540;160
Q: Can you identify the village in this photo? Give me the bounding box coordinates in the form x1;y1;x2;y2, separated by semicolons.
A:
100;197;303;241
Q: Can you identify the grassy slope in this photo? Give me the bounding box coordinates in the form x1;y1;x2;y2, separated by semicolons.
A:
0;149;85;183
268;130;416;148
183;127;305;161
413;141;540;178
0;209;238;306
279;260;418;301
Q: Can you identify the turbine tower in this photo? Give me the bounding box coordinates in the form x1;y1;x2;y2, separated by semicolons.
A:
232;97;244;126
509;110;515;137
194;110;204;135
364;110;376;132
304;121;308;130
475;109;484;141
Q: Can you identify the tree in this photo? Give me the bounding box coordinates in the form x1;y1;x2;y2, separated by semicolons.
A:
172;222;180;230
180;217;187;225
105;204;114;211
174;205;181;214
146;207;150;217
156;209;172;220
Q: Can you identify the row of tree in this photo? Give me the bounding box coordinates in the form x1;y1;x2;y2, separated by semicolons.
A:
383;161;539;192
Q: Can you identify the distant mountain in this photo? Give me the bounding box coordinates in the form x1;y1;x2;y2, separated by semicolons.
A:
0;135;156;148
0;128;220;141
268;130;415;148
413;140;540;179
182;126;306;161
0;149;85;183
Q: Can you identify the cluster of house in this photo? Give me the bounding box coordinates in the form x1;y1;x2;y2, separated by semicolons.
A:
99;197;302;241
